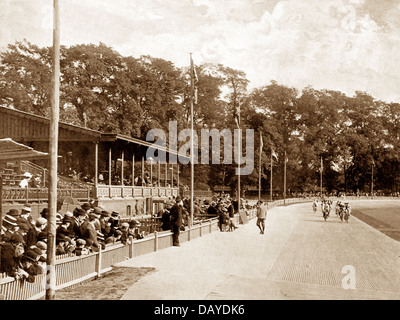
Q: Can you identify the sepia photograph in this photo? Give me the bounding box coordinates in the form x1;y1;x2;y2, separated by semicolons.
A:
0;0;400;309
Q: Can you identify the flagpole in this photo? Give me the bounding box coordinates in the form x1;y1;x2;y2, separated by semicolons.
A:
284;151;287;206
258;131;262;201
189;53;194;227
270;149;273;202
237;99;241;213
320;156;323;198
46;0;60;300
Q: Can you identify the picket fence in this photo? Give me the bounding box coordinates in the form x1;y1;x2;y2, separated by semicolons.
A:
0;196;350;300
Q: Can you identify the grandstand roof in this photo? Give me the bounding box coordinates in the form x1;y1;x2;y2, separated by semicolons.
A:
0;138;48;161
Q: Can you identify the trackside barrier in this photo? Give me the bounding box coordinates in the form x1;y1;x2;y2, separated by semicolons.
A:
3;195;394;299
0;216;226;300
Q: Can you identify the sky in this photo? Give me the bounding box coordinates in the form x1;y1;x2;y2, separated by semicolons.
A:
1;0;400;103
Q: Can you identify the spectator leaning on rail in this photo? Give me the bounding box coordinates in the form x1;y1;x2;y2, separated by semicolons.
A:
0;233;26;279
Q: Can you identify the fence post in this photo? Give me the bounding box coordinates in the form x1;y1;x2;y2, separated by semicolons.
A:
129;239;134;259
200;220;202;237
209;219;212;233
154;231;158;252
188;223;191;241
96;247;102;278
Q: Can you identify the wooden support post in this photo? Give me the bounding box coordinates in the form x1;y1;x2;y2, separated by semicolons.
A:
94;142;98;188
121;150;124;186
108;147;112;186
46;0;60;301
132;154;135;187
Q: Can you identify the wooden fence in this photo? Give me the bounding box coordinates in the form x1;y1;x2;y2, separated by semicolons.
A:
0;214;232;300
3;195;385;300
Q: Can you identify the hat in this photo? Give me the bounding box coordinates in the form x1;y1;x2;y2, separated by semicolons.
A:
32;247;42;256
23;250;39;262
121;222;129;229
100;211;111;218
81;203;91;210
37;231;48;241
96;231;105;241
62;216;74;225
3;214;18;226
93;207;102;214
36;241;47;250
64;211;73;218
7;209;20;217
22;205;31;212
40;208;49;219
10;233;25;244
74;208;86;216
56;233;66;243
36;217;47;226
128;220;139;228
175;196;182;202
76;239;86;246
88;213;97;220
111;211;120;218
23;172;33;178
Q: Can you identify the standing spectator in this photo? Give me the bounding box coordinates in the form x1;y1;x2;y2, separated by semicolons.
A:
256;201;267;234
160;205;171;231
228;201;238;231
169;196;183;247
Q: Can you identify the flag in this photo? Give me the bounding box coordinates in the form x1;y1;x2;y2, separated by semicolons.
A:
271;149;278;161
190;54;199;104
234;99;240;128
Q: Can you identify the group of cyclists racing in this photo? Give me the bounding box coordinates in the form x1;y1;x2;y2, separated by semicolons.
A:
312;199;351;223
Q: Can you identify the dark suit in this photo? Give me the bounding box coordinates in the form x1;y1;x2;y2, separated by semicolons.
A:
169;204;182;246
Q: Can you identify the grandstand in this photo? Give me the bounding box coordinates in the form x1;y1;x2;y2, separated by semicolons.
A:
0;106;185;219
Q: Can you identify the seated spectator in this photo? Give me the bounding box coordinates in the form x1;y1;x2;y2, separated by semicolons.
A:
19;249;43;283
128;220;144;239
57;216;73;237
99;211;111;238
26;217;47;249
74;239;89;256
1;214;20;242
20;205;34;229
80;213;101;252
40;208;49;219
0;233;26;279
55;233;75;255
120;222;132;245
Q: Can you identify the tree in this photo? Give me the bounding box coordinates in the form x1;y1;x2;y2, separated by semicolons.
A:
0;40;52;116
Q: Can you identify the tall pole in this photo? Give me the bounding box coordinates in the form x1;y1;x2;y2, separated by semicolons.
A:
189;53;194;226
320;156;323;198
371;160;374;199
270;149;273;202
237;100;241;213
46;0;60;300
108;147;112;185
283;151;287;206
258;131;262;201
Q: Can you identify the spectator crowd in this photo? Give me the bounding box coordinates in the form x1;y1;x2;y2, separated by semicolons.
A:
0;202;143;283
1;193;256;283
